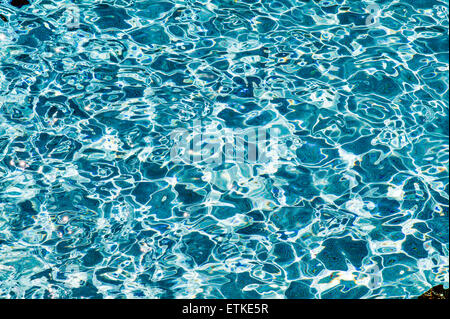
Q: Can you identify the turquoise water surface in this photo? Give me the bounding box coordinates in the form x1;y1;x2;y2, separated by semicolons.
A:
0;0;448;298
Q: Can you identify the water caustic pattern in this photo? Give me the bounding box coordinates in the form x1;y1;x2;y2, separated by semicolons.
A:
0;0;448;299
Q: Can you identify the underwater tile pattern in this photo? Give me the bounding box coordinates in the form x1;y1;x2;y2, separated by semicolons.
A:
0;0;448;299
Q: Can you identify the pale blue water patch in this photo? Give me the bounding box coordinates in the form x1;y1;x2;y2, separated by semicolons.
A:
0;0;448;299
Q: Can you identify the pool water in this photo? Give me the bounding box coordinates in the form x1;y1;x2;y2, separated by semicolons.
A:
0;0;448;299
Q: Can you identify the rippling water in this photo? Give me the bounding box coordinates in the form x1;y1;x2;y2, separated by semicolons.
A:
0;0;448;299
